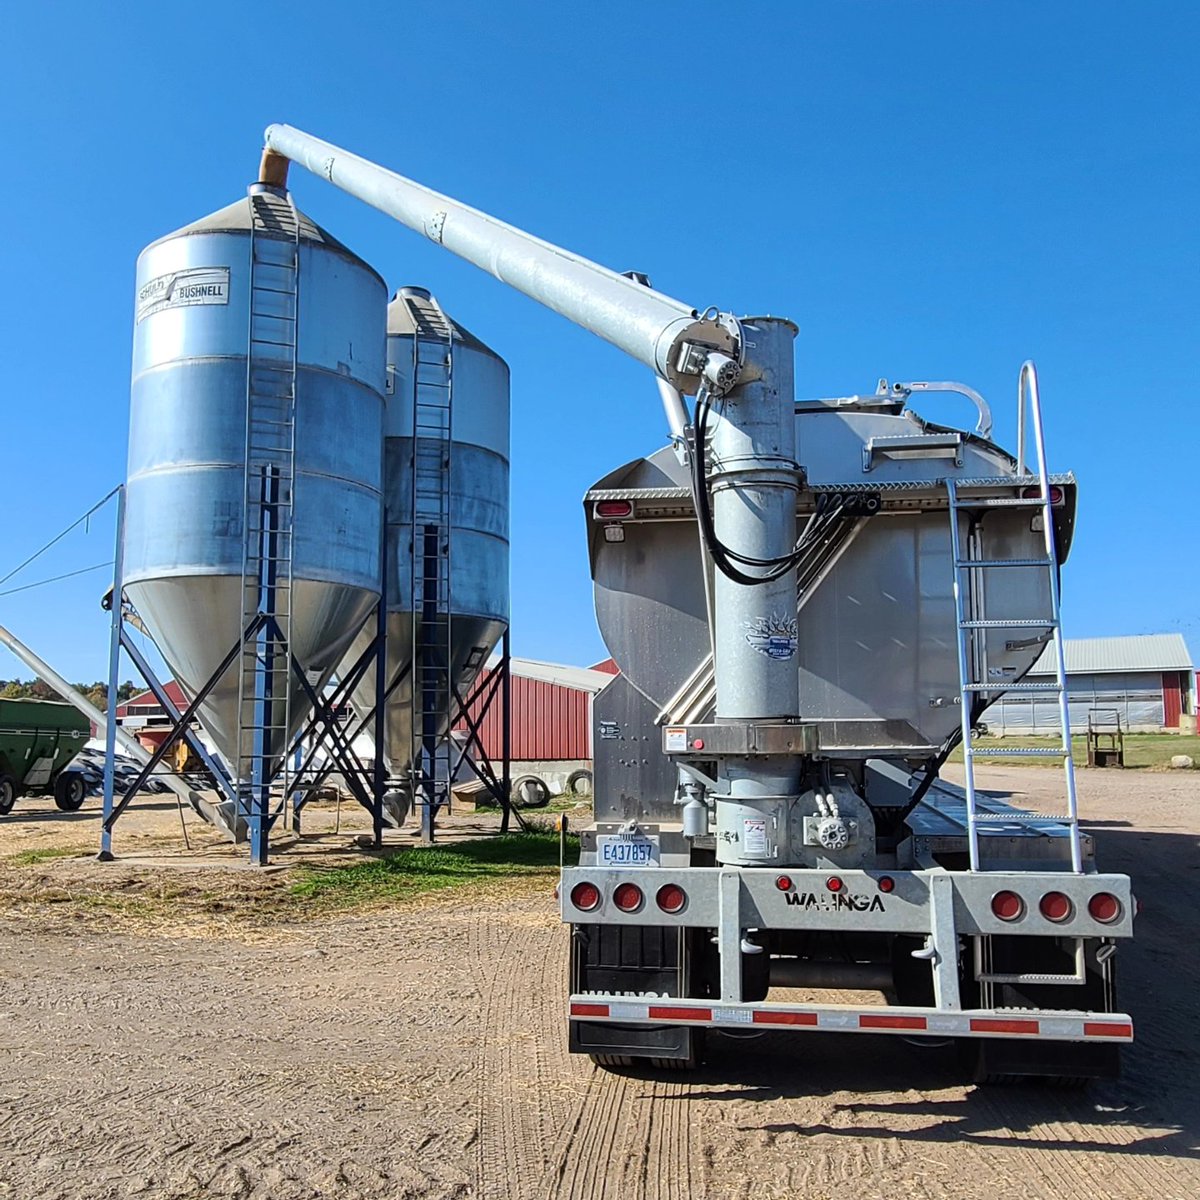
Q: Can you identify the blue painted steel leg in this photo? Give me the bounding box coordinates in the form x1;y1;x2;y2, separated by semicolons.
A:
98;486;126;862
248;467;278;867
419;524;438;844
372;515;388;847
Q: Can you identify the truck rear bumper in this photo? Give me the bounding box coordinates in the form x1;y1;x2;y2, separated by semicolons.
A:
569;995;1133;1043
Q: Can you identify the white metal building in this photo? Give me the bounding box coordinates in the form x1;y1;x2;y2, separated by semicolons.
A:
986;634;1195;735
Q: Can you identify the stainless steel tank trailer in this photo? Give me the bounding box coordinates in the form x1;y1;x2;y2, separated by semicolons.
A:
230;125;1134;1083
98;157;514;865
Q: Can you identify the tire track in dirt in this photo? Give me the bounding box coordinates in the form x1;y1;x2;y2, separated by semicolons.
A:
535;1062;698;1200
543;1066;632;1200
473;904;569;1199
971;1082;1200;1200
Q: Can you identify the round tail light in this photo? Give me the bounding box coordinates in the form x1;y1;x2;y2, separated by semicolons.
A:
991;890;1024;921
877;875;896;893
613;882;644;912
1088;892;1122;924
570;882;601;912
775;875;793;892
1039;891;1073;923
826;876;844;893
656;883;687;914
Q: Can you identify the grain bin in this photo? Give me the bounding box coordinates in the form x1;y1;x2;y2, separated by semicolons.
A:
342;287;509;785
124;186;387;779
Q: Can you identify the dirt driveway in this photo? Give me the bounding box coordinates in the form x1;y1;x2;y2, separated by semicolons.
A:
1;766;1197;1199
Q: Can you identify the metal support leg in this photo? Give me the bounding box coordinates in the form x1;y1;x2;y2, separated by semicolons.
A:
98;486;126;863
718;869;743;1003
500;628;512;834
371;519;388;847
927;873;962;1010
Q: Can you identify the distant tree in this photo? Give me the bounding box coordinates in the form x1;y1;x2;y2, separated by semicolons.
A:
118;681;139;702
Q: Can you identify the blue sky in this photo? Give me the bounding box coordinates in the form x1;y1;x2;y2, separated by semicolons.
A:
0;1;1196;684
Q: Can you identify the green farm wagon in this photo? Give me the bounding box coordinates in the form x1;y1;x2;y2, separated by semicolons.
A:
0;698;91;815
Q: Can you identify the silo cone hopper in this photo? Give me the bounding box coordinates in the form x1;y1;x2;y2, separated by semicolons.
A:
125;184;388;786
124;578;379;782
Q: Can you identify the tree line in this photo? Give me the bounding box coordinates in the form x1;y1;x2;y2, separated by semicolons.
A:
0;679;140;709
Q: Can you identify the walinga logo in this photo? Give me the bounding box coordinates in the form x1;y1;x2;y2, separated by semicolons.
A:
784;891;886;913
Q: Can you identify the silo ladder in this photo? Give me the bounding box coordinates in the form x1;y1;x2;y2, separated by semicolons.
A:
407;293;455;840
946;361;1083;874
237;188;301;856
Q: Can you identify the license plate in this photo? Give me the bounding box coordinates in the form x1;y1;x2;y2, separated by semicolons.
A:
597;834;660;867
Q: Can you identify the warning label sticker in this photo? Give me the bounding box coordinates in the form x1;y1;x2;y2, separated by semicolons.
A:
137;266;231;323
743;817;769;856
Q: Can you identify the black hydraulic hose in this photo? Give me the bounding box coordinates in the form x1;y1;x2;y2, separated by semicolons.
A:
689;391;843;585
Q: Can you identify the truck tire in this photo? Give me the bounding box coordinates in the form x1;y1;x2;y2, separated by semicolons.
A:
0;774;16;815
590;1054;634;1069
53;771;87;812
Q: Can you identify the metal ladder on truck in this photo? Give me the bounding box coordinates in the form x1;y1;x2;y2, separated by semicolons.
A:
407;293;455;843
236;189;301;865
947;361;1083;875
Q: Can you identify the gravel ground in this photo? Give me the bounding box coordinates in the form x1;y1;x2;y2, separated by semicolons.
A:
0;765;1197;1199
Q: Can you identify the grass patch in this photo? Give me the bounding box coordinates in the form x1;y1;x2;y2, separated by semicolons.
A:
6;847;81;867
289;831;577;911
950;733;1200;769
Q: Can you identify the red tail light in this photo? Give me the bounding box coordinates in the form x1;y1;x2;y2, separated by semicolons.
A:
826;876;844;893
991;890;1024;921
570;882;601;912
595;500;633;519
1088;892;1122;924
1039;891;1073;923
656;883;687;914
613;882;644;912
877;875;896;893
1020;484;1064;504
775;875;793;892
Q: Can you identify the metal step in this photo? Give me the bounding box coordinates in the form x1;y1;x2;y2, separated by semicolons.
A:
963;682;1062;692
972;812;1077;825
955;558;1052;569
950;496;1049;509
965;746;1068;757
959;618;1057;629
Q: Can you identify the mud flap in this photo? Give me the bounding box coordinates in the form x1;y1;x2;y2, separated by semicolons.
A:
964;1036;1119;1083
569;923;700;1064
961;935;1121;1083
569;1019;701;1063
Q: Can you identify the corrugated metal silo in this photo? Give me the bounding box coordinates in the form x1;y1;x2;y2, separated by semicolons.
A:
125;187;387;779
343;287;510;784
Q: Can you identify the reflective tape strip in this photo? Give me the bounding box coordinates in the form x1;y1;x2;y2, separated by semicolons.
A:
569;996;1133;1041
570;1002;610;1018
753;1010;818;1027
1084;1021;1133;1039
970;1017;1040;1036
648;1005;712;1022
860;1014;928;1031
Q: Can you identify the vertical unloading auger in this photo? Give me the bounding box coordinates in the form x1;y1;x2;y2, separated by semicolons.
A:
260;124;809;864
